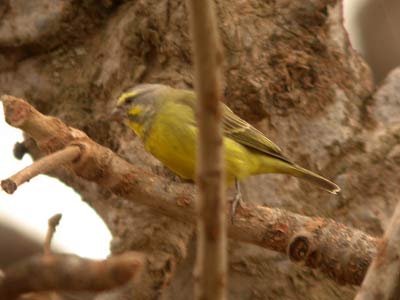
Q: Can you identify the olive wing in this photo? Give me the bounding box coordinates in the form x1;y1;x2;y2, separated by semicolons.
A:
223;105;293;163
175;91;292;164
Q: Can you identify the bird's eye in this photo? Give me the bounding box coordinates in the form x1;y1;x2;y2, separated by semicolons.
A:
125;97;134;105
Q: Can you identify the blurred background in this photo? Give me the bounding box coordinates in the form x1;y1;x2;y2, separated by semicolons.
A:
0;0;399;267
345;0;400;83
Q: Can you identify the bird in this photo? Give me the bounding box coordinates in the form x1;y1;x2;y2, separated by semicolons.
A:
113;83;340;199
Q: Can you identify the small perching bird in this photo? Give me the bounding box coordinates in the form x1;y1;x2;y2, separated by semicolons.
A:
113;84;340;195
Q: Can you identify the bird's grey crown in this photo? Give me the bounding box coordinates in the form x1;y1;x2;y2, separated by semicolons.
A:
128;83;167;96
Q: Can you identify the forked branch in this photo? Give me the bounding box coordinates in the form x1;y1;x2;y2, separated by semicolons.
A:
1;95;379;285
0;211;144;300
1;146;81;193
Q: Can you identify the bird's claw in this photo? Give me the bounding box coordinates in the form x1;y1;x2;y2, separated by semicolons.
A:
230;179;244;223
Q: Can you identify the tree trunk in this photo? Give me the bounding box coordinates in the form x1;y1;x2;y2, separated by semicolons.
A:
1;0;399;299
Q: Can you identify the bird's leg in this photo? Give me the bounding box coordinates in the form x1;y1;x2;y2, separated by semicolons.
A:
230;178;244;222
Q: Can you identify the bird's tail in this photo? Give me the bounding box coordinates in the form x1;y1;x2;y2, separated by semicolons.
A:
288;164;341;194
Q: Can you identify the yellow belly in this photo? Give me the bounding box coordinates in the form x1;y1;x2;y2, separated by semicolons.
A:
142;106;263;184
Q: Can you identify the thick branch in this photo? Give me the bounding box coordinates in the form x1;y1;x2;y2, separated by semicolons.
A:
187;0;226;299
1;95;380;285
354;197;400;300
0;253;144;300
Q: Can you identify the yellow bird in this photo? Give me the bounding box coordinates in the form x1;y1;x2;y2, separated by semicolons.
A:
114;84;340;194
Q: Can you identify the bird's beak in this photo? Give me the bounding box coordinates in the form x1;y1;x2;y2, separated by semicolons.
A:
110;106;125;121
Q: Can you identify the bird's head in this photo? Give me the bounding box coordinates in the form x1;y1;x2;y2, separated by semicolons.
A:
112;84;168;138
113;84;167;126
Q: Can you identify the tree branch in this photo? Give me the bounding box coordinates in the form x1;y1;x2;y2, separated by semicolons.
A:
354;197;400;300
0;253;144;300
1;146;81;193
186;0;227;299
1;95;380;285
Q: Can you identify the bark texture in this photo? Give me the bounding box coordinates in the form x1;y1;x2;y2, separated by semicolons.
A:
1;0;399;299
0;95;381;287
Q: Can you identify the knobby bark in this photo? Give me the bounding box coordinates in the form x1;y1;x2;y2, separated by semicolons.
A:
186;0;227;299
0;96;382;288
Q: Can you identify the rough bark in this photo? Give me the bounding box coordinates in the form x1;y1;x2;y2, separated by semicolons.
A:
0;96;381;287
1;0;399;299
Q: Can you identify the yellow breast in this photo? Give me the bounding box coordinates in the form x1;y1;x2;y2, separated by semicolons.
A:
144;102;197;180
128;100;263;184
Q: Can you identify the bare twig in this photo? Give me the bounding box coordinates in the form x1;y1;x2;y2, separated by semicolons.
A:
1;95;382;285
354;198;400;300
44;213;63;255
1;146;81;194
186;0;226;299
0;252;144;300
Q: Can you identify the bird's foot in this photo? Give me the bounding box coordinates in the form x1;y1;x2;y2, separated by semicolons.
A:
230;179;244;223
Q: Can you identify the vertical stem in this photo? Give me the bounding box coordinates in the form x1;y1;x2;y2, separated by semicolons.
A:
186;1;227;300
354;197;400;300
